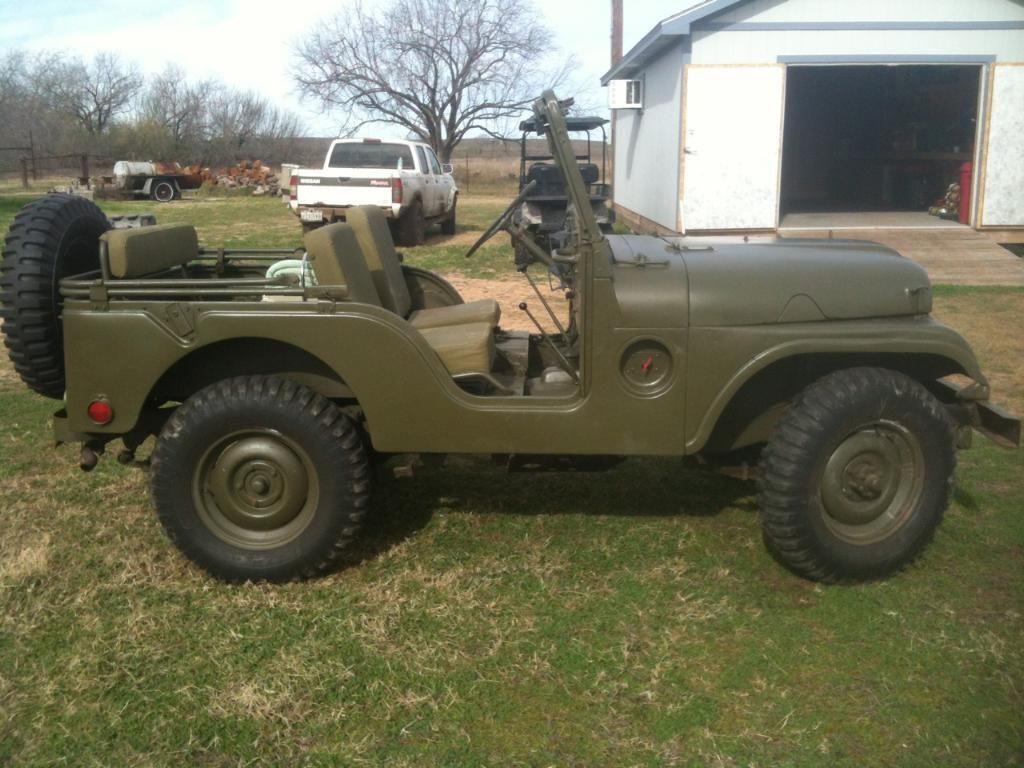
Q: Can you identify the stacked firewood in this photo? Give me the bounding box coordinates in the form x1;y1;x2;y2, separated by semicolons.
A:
189;161;281;196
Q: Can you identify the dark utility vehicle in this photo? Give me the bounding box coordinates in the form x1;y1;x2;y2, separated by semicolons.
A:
512;112;613;265
0;91;1018;584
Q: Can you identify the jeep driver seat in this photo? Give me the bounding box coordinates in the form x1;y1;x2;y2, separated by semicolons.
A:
304;222;495;376
346;206;500;330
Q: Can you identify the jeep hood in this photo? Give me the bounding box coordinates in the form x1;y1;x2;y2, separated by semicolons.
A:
609;236;933;327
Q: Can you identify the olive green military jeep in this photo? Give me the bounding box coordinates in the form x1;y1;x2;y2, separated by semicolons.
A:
1;91;1018;584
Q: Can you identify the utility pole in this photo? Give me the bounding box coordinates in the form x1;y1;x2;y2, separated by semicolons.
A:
610;0;623;203
611;0;623;67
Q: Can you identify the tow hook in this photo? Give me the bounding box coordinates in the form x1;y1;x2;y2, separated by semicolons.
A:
79;441;105;472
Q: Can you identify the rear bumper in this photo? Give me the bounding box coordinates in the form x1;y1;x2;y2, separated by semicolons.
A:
932;380;1021;449
292;205;398;222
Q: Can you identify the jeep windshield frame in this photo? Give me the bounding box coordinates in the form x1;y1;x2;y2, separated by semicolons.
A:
532;91;606;256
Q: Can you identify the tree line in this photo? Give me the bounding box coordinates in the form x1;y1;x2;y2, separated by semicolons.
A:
0;52;305;170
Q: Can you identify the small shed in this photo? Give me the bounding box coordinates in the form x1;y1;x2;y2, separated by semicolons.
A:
602;0;1024;238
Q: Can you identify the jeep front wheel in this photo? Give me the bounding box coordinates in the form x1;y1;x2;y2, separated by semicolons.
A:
150;376;371;582
758;367;955;583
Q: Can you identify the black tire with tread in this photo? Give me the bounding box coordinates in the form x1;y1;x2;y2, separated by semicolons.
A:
396;198;425;246
150;375;371;582
0;193;109;398
151;179;176;202
757;367;956;583
440;197;457;235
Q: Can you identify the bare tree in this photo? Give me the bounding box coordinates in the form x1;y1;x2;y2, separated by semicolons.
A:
42;53;143;134
293;0;573;161
139;65;216;147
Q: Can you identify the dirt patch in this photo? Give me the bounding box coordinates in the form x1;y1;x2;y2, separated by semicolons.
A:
445;273;570;332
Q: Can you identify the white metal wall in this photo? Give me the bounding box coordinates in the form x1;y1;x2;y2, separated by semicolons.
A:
980;65;1024;227
690;0;1024;64
611;44;684;231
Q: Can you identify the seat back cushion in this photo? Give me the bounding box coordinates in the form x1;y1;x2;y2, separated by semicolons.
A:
304;222;381;305
101;224;198;279
346;206;412;317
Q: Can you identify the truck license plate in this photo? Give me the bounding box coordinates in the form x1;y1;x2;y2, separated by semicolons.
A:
300;209;323;223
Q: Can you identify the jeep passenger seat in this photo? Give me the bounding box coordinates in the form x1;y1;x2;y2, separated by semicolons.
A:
346;205;500;330
304;222;495;376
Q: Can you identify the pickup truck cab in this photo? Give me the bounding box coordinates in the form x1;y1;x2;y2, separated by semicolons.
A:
289;138;457;246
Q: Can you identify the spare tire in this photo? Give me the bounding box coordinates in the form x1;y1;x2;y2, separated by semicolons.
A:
0;194;110;398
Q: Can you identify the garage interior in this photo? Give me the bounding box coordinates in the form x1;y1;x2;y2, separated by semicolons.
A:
779;65;981;227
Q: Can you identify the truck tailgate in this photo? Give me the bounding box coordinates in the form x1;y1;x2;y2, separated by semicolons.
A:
295;172;393;207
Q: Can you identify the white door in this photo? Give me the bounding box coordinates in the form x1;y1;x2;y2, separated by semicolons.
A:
681;65;786;231
979;64;1024;227
423;147;444;217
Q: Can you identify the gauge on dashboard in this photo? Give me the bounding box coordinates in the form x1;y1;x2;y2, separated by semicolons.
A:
620;340;673;395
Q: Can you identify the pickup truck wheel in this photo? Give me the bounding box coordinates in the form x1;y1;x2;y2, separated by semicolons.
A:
0;193;109;398
396;199;425;246
151;376;371;582
440;197;457;235
758;367;955;583
151;179;176;203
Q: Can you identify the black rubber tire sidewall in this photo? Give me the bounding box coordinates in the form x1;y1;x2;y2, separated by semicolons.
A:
440;198;457;235
397;199;425;246
0;193;109;398
151;180;175;202
758;367;955;582
151;376;371;582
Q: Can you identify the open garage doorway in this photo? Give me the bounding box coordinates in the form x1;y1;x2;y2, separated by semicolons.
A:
779;65;982;229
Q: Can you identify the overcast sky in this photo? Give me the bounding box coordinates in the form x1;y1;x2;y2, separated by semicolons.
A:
0;0;685;136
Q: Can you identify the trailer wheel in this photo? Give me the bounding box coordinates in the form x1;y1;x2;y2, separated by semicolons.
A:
0;193;109;398
151;179;176;203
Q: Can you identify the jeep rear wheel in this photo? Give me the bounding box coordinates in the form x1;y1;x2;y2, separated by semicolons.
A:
151;376;371;582
0;193;109;398
758;367;955;583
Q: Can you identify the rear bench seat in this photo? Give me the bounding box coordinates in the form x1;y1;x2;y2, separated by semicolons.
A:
100;223;198;278
345;205;501;330
304;223;495;376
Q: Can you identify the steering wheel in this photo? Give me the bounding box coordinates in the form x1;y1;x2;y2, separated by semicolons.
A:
464;180;538;259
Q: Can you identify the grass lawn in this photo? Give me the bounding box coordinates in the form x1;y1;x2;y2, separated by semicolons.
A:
0;184;1022;766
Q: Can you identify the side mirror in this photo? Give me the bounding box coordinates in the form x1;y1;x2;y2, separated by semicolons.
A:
441;163;454;175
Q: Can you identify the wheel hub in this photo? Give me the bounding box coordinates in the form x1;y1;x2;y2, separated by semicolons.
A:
820;422;924;544
195;430;318;549
208;437;308;530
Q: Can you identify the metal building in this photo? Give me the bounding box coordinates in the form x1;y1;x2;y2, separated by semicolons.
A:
602;0;1024;240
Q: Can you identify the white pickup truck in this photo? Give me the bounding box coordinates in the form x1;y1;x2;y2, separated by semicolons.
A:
289;138;458;246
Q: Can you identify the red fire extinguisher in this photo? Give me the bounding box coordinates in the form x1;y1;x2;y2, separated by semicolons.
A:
959;162;972;226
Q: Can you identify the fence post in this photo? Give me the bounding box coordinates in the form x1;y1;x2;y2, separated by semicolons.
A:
20;158;29;189
28;130;37;180
464;155;469;194
80;155;90;187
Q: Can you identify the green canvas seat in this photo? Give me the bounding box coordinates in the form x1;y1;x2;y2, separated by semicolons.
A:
346;205;500;329
303;222;494;376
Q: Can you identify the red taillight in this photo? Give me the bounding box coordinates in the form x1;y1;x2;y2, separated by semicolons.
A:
289;175;298;201
392;177;403;205
87;399;114;425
